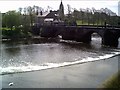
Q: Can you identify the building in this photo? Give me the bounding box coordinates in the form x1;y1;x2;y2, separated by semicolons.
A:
59;0;64;20
36;0;64;26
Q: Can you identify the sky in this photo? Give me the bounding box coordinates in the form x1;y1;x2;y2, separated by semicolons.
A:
0;0;119;15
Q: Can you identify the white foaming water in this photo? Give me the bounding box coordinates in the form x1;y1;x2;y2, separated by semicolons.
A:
92;37;102;41
60;39;83;43
1;51;120;75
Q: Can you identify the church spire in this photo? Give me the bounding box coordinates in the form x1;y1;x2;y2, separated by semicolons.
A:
59;0;64;20
60;0;63;7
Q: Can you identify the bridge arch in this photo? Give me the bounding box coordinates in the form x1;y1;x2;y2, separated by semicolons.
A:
102;30;120;47
78;31;102;44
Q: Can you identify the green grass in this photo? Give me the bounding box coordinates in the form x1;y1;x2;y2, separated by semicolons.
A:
76;20;104;25
2;27;15;30
100;71;120;89
1;27;10;30
76;20;88;25
76;20;95;25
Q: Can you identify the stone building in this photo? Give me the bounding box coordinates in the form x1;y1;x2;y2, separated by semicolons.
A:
36;0;64;25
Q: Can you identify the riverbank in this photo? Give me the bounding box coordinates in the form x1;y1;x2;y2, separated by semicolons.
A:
1;55;119;88
101;71;120;88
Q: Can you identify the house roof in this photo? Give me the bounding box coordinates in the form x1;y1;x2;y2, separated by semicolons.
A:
45;10;59;18
37;11;49;17
37;10;59;19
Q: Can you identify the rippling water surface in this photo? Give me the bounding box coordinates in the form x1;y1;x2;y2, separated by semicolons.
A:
1;37;120;75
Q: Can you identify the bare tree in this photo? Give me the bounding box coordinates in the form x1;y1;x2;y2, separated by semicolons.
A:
86;8;91;25
35;6;39;15
18;7;22;15
80;8;84;25
92;7;97;25
47;6;53;12
23;7;27;15
27;6;33;26
67;4;72;15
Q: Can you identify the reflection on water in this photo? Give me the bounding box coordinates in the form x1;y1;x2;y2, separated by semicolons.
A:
118;38;120;48
4;47;21;56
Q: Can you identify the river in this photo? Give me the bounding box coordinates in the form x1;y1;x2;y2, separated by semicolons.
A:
1;36;120;75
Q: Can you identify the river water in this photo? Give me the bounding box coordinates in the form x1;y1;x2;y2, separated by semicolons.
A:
1;36;120;75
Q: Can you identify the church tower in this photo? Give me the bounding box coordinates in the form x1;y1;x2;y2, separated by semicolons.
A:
59;0;64;20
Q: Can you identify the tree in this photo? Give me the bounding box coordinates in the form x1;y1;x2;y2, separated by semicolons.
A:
21;7;31;34
27;6;33;26
86;8;91;25
47;6;53;12
3;11;21;30
2;13;7;27
79;8;84;25
18;7;22;15
35;6;39;15
67;4;72;15
73;9;79;20
26;6;40;26
23;7;27;15
91;7;96;25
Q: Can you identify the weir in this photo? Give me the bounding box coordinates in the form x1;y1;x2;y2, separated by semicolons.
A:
32;25;120;47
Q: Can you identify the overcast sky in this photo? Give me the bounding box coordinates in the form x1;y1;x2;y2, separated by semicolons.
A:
0;0;119;15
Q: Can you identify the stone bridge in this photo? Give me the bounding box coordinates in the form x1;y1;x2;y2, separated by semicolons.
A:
32;25;120;47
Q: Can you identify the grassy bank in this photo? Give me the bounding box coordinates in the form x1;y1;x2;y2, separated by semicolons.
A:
2;27;32;39
100;71;120;89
